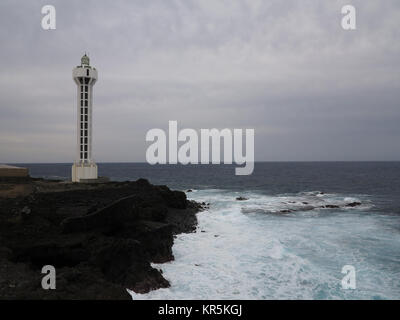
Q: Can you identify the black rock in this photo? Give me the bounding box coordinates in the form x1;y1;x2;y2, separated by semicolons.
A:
0;178;201;299
324;205;340;209
20;206;31;215
346;202;362;207
236;197;249;201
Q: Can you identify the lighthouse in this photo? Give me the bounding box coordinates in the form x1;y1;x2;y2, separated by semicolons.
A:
71;54;98;182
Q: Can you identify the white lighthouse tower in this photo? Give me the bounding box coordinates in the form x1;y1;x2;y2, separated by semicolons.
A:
71;54;98;182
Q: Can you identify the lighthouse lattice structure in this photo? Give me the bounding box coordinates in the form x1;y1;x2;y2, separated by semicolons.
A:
72;54;98;182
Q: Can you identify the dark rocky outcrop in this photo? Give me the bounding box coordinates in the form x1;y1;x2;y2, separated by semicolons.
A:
0;178;203;299
236;196;249;201
250;200;364;215
345;202;361;207
323;205;340;209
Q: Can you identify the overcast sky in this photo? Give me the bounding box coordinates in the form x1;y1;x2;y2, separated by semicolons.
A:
0;0;399;163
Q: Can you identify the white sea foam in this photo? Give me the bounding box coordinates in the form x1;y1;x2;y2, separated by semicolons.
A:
130;189;400;300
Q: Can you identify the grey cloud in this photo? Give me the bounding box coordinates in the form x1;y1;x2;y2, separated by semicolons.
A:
0;0;399;162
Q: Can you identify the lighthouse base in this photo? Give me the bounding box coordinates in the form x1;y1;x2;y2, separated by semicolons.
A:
72;162;98;182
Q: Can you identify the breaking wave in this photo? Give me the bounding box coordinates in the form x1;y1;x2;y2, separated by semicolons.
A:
130;189;400;300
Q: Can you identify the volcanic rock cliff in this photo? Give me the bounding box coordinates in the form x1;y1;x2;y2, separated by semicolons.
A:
0;177;202;299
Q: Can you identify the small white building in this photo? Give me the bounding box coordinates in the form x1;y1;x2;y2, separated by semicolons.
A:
71;54;98;182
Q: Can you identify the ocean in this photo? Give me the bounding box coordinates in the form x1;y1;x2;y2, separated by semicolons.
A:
18;162;400;299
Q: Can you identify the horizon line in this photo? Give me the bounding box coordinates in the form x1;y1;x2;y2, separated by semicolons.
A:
3;160;400;165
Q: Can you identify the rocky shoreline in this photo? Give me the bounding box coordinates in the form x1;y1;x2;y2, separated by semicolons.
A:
0;177;203;299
